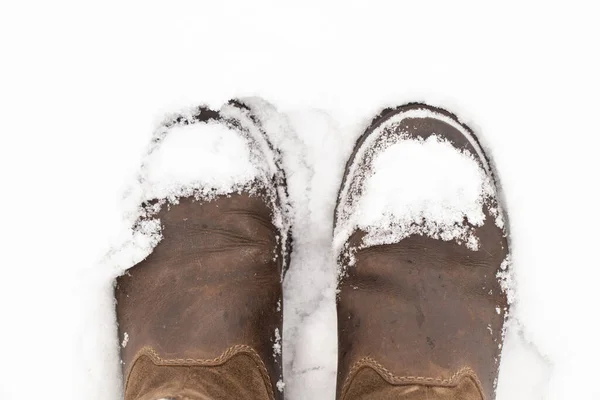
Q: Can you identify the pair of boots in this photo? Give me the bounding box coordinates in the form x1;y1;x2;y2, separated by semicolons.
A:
115;100;509;400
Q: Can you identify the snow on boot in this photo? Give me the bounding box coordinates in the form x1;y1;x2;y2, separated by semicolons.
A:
333;103;509;400
115;100;291;400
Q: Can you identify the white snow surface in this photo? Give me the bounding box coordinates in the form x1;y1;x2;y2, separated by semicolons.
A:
141;120;261;201
334;133;496;261
2;2;599;400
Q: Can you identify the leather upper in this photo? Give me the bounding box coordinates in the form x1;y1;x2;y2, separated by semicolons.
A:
335;104;509;400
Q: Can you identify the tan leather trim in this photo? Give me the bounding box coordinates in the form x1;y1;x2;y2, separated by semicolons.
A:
340;357;486;400
125;345;276;400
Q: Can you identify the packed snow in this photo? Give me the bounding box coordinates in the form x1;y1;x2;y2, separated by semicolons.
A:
141;119;262;201
334;127;500;263
1;2;599;400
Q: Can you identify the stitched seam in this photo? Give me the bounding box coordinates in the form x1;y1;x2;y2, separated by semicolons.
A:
125;345;275;400
340;357;486;400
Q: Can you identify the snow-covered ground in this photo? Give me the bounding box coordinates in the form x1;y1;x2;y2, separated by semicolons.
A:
1;1;599;399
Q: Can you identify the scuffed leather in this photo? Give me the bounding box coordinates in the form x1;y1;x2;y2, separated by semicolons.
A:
116;193;283;400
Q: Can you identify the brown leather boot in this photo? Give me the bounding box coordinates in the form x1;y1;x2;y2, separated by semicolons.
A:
334;104;509;400
115;100;291;400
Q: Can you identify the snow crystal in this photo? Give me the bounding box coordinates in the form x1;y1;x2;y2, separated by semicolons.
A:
273;328;282;357
277;380;285;392
497;255;516;305
121;332;129;348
